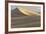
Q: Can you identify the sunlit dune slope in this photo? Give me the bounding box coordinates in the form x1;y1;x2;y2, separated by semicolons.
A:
16;7;40;16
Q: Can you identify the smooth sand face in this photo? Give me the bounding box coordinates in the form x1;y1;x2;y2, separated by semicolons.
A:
11;16;40;28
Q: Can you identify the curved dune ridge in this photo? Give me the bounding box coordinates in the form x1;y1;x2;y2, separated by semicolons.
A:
16;7;40;16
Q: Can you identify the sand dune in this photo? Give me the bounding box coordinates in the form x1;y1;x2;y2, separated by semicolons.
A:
17;7;40;16
11;7;41;28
